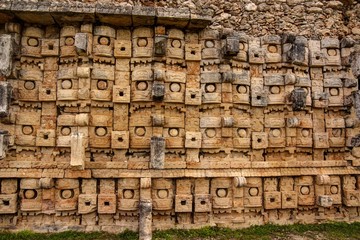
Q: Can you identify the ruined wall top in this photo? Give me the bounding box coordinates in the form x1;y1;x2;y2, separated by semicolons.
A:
0;0;359;39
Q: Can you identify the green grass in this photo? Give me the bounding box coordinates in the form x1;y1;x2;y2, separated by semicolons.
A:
0;222;359;240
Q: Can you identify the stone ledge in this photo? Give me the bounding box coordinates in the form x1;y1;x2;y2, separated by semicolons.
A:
0;1;212;28
0;167;359;178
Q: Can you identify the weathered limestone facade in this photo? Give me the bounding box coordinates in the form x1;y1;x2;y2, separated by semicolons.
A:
0;0;359;238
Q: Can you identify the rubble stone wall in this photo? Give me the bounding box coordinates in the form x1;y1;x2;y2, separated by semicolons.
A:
0;0;359;237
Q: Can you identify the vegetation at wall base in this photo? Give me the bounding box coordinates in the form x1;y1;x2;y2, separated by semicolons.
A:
0;222;359;240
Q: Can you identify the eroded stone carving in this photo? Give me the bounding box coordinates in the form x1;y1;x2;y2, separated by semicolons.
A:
0;6;358;236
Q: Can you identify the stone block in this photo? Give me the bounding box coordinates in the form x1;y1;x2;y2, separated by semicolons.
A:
175;194;193;212
114;39;131;58
150;136;165;169
152;82;165;100
264;191;281;209
0;81;12;117
78;194;97;214
70;133;86;169
194;194;211;212
98;194;116;214
0;34;13;76
0;194;17;214
185;132;202;148
111;131;129;149
0;130;10;159
252;132;268;149
317;195;333;207
185;88;201;105
281;191;298;209
290;88;307;111
225;36;239;55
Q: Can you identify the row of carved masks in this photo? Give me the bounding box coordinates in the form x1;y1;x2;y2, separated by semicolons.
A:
18;25;354;71
0;176;358;215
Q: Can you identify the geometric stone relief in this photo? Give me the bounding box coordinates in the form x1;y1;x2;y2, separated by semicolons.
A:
0;3;359;238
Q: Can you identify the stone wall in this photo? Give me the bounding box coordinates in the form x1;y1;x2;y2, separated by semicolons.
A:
0;1;359;238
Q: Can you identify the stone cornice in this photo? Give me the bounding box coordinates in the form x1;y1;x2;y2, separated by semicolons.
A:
0;1;212;28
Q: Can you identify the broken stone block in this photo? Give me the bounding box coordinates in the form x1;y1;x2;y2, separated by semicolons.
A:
222;116;234;127
290;88;307;111
75;33;89;55
0;81;12;118
0;34;13;76
340;37;355;66
225;35;239;55
150;136;165;169
283;36;308;65
151;114;164;127
354;90;360;119
154;69;165;81
152;82;165;100
317;195;333;207
350;134;360;147
70;132;86;169
340;37;355;48
0;130;9;159
139;200;152;240
221;72;234;83
351;51;360;79
343;78;357;88
154;34;167;56
264;75;284;86
286;117;300;128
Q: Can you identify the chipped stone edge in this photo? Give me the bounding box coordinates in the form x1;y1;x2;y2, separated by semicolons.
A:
0;1;212;29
